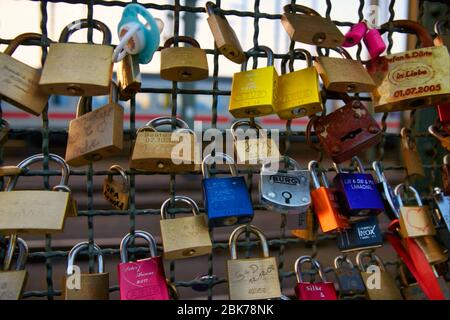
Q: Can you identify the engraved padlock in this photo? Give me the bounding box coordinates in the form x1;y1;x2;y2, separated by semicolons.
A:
103;165;129;210
400;127;426;179
0;237;28;300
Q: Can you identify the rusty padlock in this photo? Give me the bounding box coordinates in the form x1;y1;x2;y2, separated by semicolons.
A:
400;127;426;179
0;236;28;300
103;165;129;210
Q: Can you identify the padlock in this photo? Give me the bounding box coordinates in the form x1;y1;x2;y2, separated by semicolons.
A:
367;20;450;113
413;235;448;265
333;256;366;296
117;54;141;101
333;156;384;216
276;49;323;119
442;155;450;195
62;242;109;300
394;184;436;238
399;263;428;300
308;160;349;233
39;19;113;96
343;21;368;47
228;46;278;118
205;1;245;64
202;152;254;228
227;225;281;300
0;119;10;146
429;124;450;152
231;120;280;165
118;230;170;300
434;19;450;51
363;27;386;59
291;207;317;242
131;117;198;172
0;33;50;116
356;251;403;300
260;156;310;213
160;36;208;82
103;165;129;210
437;103;450;134
434;187;450;232
65;82;123;167
315;47;376;93
281;4;344;48
160;196;212;260
53;184;78;218
336;216;383;252
309;96;382;163
0;237;28;300
372;161;401;220
401;127;426;179
294;256;338;300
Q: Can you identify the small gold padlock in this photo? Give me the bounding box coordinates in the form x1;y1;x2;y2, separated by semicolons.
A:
103;165;129;211
117;54;141;101
434;19;450;51
0;236;28;301
0;119;10;146
400;128;426;179
429;124;450;151
160;36;209;82
413;236;448;265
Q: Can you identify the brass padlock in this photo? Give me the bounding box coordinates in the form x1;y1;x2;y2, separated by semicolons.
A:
0;119;10;146
281;4;344;48
103;165;129;211
160;36;209;82
413;236;448;265
0;33;50;116
205;1;245;64
429;124;450;151
0;237;28;300
231;120;280;165
399;263;428;300
62;242;109;300
0;166;23;177
131;116;199;172
117;54;141;101
229;46;278;118
400;128;426;179
39;19;113;96
315;47;376;93
434;19;450;51
160;196;212;260
276;49;323;119
227;225;281;300
65;82;124;167
367;20;450;112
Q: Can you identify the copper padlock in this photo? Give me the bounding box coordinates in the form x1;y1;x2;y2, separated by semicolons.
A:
160;36;208;82
400;128;426;179
0;237;28;300
103;165;129;211
117;54;141;101
39;19;113;96
0;119;10;146
434;19;450;52
442;155;450;195
281;4;344;48
0;33;50;116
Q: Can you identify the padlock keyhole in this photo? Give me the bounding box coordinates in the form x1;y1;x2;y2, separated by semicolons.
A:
181;71;192;78
340;128;362;142
282;191;292;204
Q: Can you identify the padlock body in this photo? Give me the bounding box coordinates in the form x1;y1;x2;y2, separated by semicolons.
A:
65;102;123;167
336;216;383;252
291;208;317;242
311;187;349;233
276;66;323;119
367;46;450;112
401;138;425;178
160;47;208;82
160;215;212;260
103;178;129;210
39;43;113;96
376;182;401;220
0;53;48;115
229;66;277;118
207;15;245;64
399;206;436;238
227;257;281;300
409;236;448;265
342;22;368;47
0;270;27;300
118;257;169;300
363;29;386;59
295;282;338;300
117;54;141;101
360;271;402;300
62;273;109;300
235;137;280;165
335;267;366;296
203;176;254;227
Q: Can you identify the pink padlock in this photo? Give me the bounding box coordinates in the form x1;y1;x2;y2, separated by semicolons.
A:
438;103;450;134
118;230;170;300
364;28;386;58
343;21;368;47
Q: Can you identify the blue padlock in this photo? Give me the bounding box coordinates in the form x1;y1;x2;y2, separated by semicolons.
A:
202;152;253;228
336;216;383;252
333;156;384;216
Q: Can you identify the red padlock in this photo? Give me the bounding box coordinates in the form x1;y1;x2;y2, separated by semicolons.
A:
437;103;450;134
343;21;368;47
363;28;386;58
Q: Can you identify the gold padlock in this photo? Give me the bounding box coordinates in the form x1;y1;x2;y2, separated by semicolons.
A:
229;46;278;118
103;165;129;211
434;19;450;53
413;236;448;265
231;120;280;166
160;196;212;260
367;20;450;112
0;119;10;146
429;124;450;151
315;47;376;93
131;116;199;172
0;237;28;300
227;225;281;300
281;4;344;48
160;36;209;82
205;1;246;64
0;33;50;116
276;49;323;119
39;19;113;96
400;128;426;179
399;263;427;300
65;82;124;167
117;54;141;101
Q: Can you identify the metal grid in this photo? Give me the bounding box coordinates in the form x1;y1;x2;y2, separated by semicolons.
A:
0;0;446;300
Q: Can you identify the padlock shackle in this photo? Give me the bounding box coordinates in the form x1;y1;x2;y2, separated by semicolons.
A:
333;255;354;269
317;46;353;60
2;236;28;271
59;18;112;44
163;36;201;49
261;155;301;173
378;20;434;48
229;225;269;260
120;230;158;262
394;183;423;207
75;82;118;117
308;160;329;189
294;255;327;283
435;19;449;36
356;251;386;272
372;161;386;184
67;242;104;275
444;154;449;165
283;4;321;17
4;33;52;56
333;156;366;174
107;165;129;193
205;1;223;17
160;195;200;220
202;152;238;178
145;116;190;131
281;49;313;74
241;45;274;71
230;120;263;141
428;124;447;142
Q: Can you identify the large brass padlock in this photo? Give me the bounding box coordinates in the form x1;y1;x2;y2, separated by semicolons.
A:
0;119;10;146
39;19;113;96
434;19;450;51
400;128;426;179
229;46;278;118
281;4;344;48
117;54;141;101
276;49;323;119
227;225;281;300
62;242;109;300
160;36;209;82
65;82;124;167
0;237;28;300
367;20;450;112
103;165;129;211
0;33;50;116
205;1;245;64
160;196;212;260
315;47;376;93
131;117;198;172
